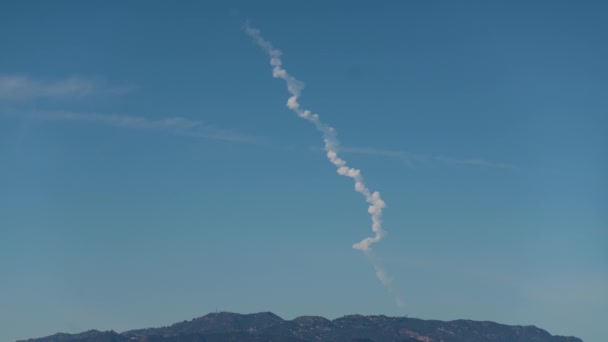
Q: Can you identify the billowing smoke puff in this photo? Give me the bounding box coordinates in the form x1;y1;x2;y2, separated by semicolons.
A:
245;23;403;306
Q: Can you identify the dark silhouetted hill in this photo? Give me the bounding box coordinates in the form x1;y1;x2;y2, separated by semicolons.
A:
18;312;583;342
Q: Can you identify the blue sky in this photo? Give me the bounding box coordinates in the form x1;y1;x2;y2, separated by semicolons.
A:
1;1;606;342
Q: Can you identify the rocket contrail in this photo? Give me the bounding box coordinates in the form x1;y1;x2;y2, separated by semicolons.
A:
244;23;403;306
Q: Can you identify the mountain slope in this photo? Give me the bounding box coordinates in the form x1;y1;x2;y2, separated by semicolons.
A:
18;312;583;342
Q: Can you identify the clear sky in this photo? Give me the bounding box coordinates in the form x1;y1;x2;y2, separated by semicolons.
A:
1;1;606;342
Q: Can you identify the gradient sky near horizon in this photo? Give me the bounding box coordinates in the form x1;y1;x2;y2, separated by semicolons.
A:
1;1;606;342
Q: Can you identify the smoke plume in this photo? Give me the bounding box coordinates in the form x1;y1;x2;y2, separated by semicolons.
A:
244;23;403;306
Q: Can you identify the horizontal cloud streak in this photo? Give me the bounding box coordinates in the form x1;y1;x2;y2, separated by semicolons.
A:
0;75;134;101
2;109;260;144
340;146;518;170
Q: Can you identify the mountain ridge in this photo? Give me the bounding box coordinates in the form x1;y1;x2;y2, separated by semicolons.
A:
18;312;583;342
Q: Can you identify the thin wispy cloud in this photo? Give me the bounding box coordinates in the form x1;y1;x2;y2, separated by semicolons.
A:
0;75;134;101
340;146;518;171
3;109;261;144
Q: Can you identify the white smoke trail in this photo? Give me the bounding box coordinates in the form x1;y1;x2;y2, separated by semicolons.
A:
244;23;403;306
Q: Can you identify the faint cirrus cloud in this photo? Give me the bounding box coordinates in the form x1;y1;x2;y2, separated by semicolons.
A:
0;75;135;101
338;146;518;171
2;109;262;144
